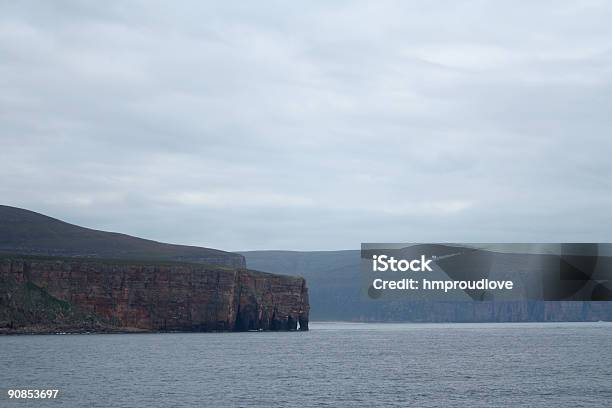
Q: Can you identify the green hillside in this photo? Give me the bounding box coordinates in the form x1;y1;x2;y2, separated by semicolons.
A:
0;205;245;268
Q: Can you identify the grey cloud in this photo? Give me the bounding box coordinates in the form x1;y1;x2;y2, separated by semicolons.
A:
1;1;612;250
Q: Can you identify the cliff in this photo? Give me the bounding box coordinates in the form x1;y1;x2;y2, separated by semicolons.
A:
0;256;309;334
242;250;612;322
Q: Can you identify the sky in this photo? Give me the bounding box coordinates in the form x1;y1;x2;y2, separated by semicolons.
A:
2;1;612;251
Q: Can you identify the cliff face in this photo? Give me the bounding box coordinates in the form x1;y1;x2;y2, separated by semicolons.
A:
243;250;612;322
358;301;612;322
0;257;309;333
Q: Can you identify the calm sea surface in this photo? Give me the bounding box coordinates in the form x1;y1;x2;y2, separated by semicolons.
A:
1;322;611;407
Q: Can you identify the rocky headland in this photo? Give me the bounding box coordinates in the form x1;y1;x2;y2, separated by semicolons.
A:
0;206;309;334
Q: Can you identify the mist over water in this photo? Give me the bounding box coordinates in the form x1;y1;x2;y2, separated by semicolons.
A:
2;322;611;407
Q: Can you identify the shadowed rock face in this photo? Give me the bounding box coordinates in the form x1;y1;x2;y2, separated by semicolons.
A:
0;257;309;333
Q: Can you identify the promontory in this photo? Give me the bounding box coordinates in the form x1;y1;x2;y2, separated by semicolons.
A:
0;205;309;334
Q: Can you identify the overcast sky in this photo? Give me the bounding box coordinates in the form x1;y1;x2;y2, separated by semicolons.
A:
2;1;612;251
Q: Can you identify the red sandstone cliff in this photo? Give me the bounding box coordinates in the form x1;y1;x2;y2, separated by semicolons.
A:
0;257;309;333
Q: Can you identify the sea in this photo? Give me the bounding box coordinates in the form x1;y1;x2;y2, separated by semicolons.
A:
1;322;611;407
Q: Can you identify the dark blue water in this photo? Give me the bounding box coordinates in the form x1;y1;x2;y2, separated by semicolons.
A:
1;322;611;407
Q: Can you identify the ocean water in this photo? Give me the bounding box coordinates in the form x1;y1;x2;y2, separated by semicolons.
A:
1;322;611;407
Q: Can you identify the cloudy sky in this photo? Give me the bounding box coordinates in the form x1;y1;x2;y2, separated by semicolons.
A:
2;1;612;250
